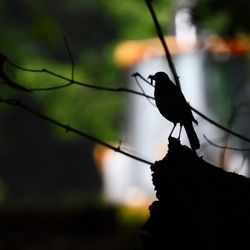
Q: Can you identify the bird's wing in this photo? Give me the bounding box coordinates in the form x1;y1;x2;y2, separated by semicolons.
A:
174;88;198;124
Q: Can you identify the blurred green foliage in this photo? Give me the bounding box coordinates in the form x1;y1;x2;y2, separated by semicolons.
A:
0;0;249;206
0;0;173;142
192;0;250;37
1;0;248;141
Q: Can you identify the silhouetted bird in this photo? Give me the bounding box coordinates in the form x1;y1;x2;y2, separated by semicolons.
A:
148;71;200;151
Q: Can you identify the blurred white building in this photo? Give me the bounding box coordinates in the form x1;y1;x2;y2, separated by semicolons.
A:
99;10;250;206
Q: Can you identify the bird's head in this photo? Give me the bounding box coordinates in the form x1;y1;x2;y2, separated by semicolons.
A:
148;71;169;86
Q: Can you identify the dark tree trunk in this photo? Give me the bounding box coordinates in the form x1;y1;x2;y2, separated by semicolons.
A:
141;137;250;249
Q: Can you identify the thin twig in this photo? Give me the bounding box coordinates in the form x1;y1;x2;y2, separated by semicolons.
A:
131;72;250;144
7;60;154;97
192;106;250;144
63;36;75;82
145;0;181;90
131;72;152;86
145;1;250;145
131;74;156;106
203;135;250;151
30;82;73;91
7;60;250;144
0;97;153;166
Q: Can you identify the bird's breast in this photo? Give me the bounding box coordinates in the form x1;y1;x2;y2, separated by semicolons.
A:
154;87;180;123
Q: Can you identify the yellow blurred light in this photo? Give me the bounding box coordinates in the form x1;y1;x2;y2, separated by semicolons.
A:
114;36;190;68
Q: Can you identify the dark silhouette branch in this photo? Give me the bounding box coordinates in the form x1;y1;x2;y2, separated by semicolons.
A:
63;36;75;82
131;72;250;145
131;73;156;106
192;106;250;144
31;82;73;91
7;58;250;145
145;0;181;91
0;2;248;173
131;72;152;86
0;53;33;93
203;135;250;151
144;1;250;146
7;60;155;98
0;97;153;166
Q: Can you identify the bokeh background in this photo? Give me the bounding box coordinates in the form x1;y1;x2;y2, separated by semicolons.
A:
0;0;249;249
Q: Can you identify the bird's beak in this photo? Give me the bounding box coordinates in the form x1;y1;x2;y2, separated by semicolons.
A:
148;75;154;86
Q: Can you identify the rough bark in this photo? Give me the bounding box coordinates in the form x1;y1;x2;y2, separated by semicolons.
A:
141;137;250;249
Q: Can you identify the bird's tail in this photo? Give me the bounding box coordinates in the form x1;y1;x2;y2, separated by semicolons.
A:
184;122;200;151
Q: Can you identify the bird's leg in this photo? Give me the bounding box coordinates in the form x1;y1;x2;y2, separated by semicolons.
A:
168;123;176;139
178;125;183;141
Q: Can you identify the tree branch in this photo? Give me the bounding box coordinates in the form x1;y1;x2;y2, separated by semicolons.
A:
7;57;250;145
7;60;154;98
145;0;181;90
7;59;250;144
63;36;75;82
0;97;153;166
203;135;250;151
192;106;250;144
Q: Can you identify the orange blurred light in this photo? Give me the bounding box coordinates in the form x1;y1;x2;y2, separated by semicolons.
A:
114;35;249;68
